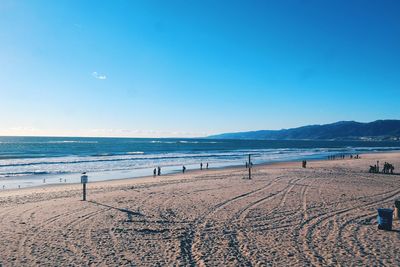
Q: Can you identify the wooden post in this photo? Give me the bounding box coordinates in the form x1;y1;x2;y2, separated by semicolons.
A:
248;154;251;180
81;173;88;201
83;183;86;201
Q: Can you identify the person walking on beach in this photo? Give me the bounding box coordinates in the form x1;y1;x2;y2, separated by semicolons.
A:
153;168;157;177
182;165;186;173
302;160;307;168
200;162;203;170
206;163;209;169
157;166;161;176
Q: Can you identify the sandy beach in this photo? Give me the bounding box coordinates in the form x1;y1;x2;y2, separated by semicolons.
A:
0;152;399;266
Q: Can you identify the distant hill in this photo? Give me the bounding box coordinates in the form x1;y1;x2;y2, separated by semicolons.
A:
208;120;400;141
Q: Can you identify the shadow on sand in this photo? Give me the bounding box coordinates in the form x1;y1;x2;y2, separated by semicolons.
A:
88;200;144;221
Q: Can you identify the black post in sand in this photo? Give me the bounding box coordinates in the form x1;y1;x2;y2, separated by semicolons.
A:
83;183;87;201
248;154;252;180
81;173;88;201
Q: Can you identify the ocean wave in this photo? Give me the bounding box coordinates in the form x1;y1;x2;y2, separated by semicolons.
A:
149;140;221;144
150;141;175;144
0;140;98;144
0;170;69;177
47;141;99;144
1;145;399;179
0;152;246;168
178;141;222;144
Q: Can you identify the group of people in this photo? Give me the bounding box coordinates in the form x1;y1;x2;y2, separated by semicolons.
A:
382;162;395;174
327;154;360;160
369;160;395;174
153;162;209;177
200;162;209;170
153;166;162;176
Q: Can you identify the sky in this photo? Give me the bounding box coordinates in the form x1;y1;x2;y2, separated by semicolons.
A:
0;0;399;138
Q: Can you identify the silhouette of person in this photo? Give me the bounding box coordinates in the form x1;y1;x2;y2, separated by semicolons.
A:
206;163;209;169
182;166;186;173
200;162;203;170
157;166;161;176
153;168;157;177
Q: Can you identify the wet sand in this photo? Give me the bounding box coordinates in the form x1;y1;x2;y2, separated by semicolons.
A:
0;152;399;266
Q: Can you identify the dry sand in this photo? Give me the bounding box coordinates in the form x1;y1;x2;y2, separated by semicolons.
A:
0;152;400;266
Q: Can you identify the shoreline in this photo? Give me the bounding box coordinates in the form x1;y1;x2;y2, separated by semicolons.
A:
1;145;400;190
1;150;398;196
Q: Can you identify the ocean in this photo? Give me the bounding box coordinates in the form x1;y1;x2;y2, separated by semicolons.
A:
0;136;399;189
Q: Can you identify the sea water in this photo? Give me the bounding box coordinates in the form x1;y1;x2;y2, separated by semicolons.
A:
0;136;399;189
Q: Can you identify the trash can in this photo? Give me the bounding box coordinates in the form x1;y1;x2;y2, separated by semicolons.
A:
377;208;393;230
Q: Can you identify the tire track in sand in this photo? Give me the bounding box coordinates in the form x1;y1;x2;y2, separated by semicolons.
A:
16;204;84;265
295;186;400;266
179;175;284;266
228;177;309;264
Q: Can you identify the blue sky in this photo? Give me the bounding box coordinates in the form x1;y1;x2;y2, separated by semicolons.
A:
0;0;399;137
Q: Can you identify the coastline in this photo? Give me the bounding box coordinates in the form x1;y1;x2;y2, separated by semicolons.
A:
1;138;400;190
1;150;398;196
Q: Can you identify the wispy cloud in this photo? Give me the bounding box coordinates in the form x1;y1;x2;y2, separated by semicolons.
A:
92;71;107;80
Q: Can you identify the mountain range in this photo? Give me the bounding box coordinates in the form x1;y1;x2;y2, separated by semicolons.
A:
208;120;400;141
